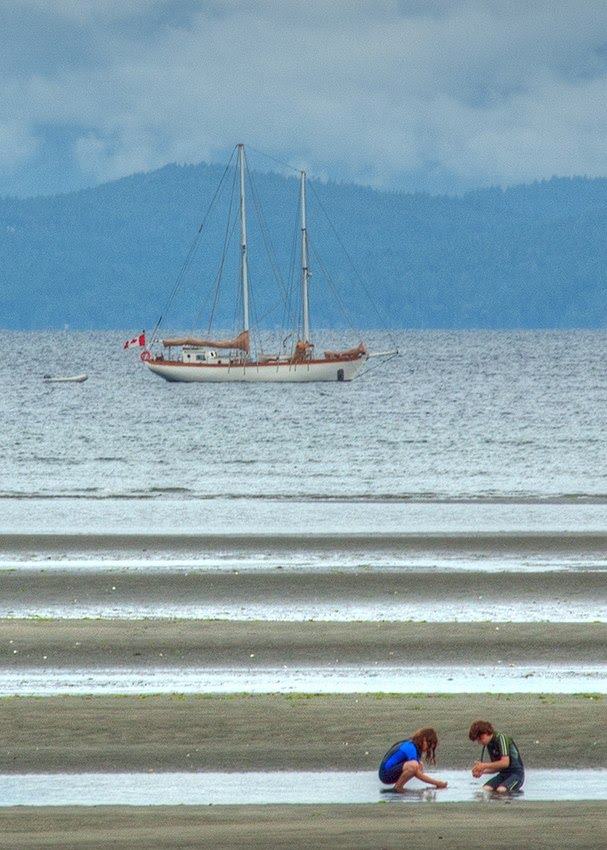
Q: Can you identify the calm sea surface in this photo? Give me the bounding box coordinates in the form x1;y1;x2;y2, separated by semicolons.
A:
1;329;606;537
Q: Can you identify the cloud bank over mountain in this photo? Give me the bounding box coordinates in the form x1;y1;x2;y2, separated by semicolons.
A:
2;0;607;196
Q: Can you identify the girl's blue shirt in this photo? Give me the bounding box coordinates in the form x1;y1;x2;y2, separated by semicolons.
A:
383;739;420;771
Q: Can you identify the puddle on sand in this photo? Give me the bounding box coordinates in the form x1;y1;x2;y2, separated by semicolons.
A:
2;498;607;539
0;770;605;806
2;554;605;573
1;599;603;622
1;664;606;696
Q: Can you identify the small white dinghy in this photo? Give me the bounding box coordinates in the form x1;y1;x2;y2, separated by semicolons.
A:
43;374;88;383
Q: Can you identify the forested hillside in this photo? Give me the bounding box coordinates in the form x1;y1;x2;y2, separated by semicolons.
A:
1;161;606;330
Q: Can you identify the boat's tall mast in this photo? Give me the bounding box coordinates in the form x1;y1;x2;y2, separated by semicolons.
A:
238;144;250;335
300;170;310;343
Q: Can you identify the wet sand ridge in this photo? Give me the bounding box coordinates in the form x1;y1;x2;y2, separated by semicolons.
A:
3;530;607;558
1;619;605;668
1;692;605;773
0;802;605;850
1;568;605;613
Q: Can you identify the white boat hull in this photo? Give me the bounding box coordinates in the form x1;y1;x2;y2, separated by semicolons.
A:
43;374;88;383
145;355;367;383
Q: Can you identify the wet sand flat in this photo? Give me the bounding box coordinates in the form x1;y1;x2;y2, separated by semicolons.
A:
2;695;607;846
2;693;605;773
3;530;607;559
0;803;605;849
4;681;603;843
1;534;605;847
1;569;605;618
0;619;605;668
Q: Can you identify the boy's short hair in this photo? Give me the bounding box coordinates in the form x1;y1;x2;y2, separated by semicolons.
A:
468;720;494;741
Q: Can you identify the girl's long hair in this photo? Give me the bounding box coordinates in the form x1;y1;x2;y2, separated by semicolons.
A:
411;727;438;765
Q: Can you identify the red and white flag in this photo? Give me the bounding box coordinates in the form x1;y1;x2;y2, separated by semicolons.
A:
124;331;146;349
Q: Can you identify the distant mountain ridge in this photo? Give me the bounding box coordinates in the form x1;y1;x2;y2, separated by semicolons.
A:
1;162;606;330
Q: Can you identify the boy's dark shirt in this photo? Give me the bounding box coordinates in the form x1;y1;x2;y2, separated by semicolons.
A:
485;733;524;773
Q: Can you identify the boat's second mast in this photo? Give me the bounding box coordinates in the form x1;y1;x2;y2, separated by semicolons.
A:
300;170;310;344
238;144;250;338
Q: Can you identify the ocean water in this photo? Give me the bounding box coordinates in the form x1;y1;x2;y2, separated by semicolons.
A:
1;329;606;538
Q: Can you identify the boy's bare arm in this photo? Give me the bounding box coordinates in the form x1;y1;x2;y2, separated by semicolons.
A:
473;755;510;775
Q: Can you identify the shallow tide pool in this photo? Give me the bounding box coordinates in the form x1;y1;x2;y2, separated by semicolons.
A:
1;664;606;696
1;597;604;622
0;770;605;806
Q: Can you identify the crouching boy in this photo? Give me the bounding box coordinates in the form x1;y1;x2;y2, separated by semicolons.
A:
468;720;525;794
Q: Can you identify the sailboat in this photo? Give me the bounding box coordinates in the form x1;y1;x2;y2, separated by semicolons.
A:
141;144;396;383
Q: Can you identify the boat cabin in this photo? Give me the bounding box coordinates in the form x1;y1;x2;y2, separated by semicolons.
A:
181;346;241;365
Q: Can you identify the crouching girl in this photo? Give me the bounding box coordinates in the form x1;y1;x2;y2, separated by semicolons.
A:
378;727;448;792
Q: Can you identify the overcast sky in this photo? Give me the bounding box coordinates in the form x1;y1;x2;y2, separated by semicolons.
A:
2;0;607;197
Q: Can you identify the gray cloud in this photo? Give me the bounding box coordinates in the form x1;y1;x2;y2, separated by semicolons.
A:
2;0;607;196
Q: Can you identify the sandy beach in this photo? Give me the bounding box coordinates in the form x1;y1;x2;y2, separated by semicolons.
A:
1;690;606;848
0;802;605;850
2;691;606;773
1;618;606;669
3;529;607;559
1;538;605;848
2;657;607;848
